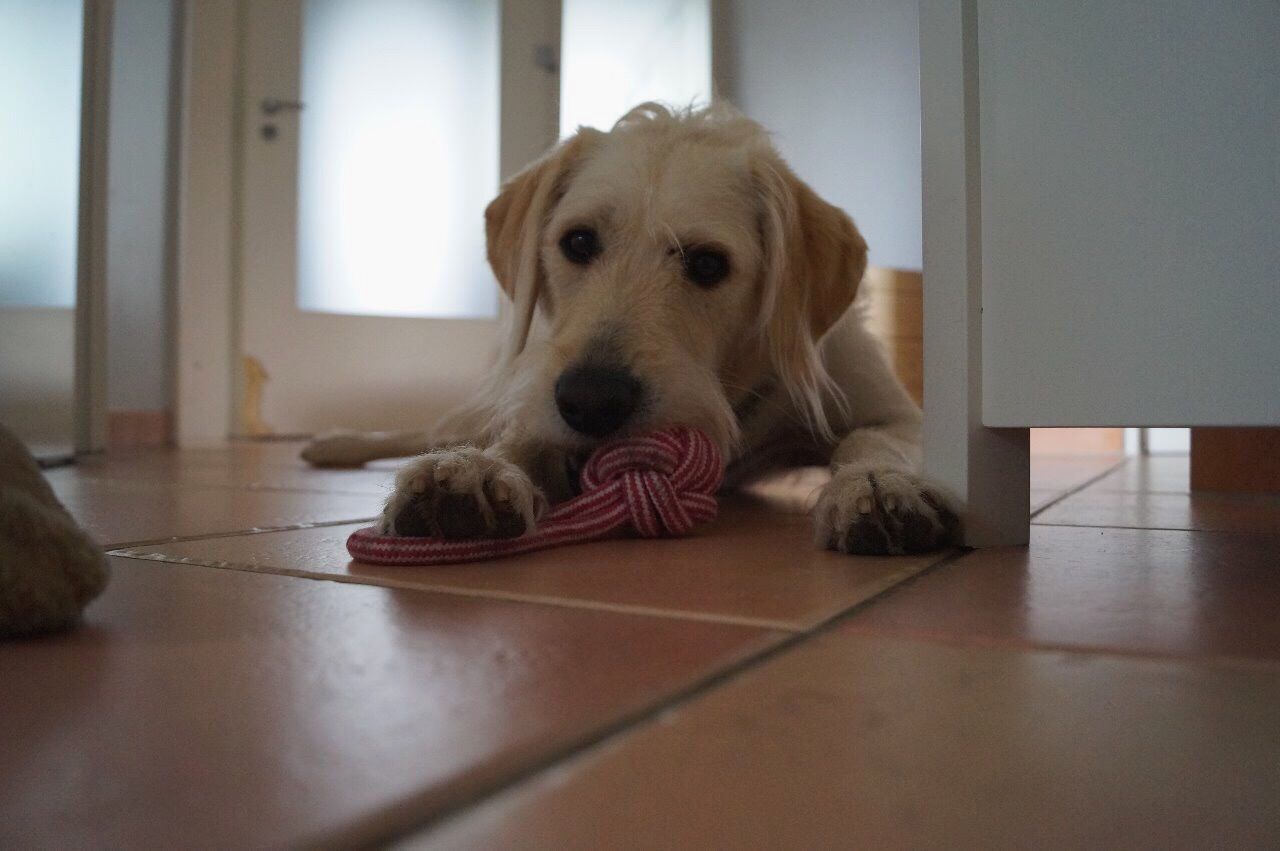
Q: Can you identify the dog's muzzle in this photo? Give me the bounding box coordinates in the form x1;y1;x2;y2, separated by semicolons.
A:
554;364;643;438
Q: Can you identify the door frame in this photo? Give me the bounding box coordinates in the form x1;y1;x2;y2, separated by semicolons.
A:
920;0;1030;546
172;0;238;445
74;0;115;454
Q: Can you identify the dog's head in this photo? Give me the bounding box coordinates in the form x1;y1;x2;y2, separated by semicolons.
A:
483;103;866;454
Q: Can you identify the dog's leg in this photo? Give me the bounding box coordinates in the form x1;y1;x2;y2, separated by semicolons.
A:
805;315;960;555
300;430;439;467
379;437;573;538
813;416;959;555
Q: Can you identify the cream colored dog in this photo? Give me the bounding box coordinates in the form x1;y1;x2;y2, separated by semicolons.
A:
304;104;956;555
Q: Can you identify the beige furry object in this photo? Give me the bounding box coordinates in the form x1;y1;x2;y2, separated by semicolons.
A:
0;424;109;638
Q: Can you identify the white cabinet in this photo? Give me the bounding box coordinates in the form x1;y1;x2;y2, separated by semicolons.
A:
921;0;1280;544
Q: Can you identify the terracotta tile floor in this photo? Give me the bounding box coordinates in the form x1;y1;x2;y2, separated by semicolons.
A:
5;445;1279;846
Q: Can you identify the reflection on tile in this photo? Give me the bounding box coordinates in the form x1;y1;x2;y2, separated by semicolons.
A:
115;498;949;631
48;476;378;547
845;525;1280;660
1089;455;1190;493
1035;489;1280;534
1029;454;1125;492
411;633;1280;849
739;466;830;514
0;558;779;849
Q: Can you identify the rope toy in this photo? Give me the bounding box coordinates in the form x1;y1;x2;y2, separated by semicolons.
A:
346;426;723;565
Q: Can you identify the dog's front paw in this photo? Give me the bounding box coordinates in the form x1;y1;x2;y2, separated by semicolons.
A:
381;448;546;539
814;466;959;555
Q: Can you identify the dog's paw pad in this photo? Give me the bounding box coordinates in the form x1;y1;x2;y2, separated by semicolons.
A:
391;493;435;537
844;516;890;555
434;492;489;539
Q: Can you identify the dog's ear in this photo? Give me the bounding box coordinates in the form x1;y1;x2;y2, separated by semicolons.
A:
756;157;868;438
486;131;597;361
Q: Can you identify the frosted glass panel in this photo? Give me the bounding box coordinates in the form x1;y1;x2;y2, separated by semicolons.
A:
297;0;499;318
560;0;711;135
0;0;83;308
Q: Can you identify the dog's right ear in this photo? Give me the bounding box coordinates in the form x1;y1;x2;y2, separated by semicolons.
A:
485;131;597;361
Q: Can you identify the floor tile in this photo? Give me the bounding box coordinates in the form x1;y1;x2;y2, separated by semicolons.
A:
410;633;1280;850
1034;488;1280;534
47;476;377;547
0;558;779;849
1088;455;1190;493
1029;489;1062;514
844;525;1280;661
1029;453;1125;492
45;440;395;495
115;497;949;631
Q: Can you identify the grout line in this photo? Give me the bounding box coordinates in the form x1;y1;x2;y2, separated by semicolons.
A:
832;628;1280;672
1031;520;1280;537
366;534;1280;848
111;536;954;634
48;457;396;495
108;550;806;632
67;471;393;497
111;516;951;632
300;628;793;851
1029;456;1130;519
103;517;375;551
337;548;968;848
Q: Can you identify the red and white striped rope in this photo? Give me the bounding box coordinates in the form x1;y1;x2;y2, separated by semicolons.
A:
346;426;723;565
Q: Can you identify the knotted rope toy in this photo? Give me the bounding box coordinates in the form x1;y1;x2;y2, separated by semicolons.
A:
346;426;723;565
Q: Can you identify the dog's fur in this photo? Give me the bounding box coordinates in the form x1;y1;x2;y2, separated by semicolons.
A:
303;104;957;555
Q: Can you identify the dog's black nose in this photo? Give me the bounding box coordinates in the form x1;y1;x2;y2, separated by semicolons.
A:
555;365;643;438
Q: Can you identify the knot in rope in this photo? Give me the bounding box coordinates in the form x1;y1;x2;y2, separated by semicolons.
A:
577;426;723;537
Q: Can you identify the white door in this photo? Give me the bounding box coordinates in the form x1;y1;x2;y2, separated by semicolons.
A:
238;0;558;436
0;0;84;459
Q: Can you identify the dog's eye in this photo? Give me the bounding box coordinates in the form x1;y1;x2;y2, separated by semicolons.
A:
684;248;730;287
560;228;601;265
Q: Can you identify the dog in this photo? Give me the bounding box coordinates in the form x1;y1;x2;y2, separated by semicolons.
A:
302;103;957;555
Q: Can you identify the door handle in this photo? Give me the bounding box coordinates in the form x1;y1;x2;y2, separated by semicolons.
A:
260;97;305;116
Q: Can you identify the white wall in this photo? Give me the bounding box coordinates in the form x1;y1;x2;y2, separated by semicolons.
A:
106;0;176;411
716;0;922;271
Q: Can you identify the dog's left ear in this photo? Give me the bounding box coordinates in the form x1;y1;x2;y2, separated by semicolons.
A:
756;157;868;437
486;130;599;361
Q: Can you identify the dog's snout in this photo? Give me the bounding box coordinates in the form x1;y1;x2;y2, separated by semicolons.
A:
555;365;643;438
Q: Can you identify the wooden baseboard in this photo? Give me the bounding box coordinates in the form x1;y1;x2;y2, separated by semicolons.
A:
863;267;923;404
1191;428;1280;493
107;409;173;449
